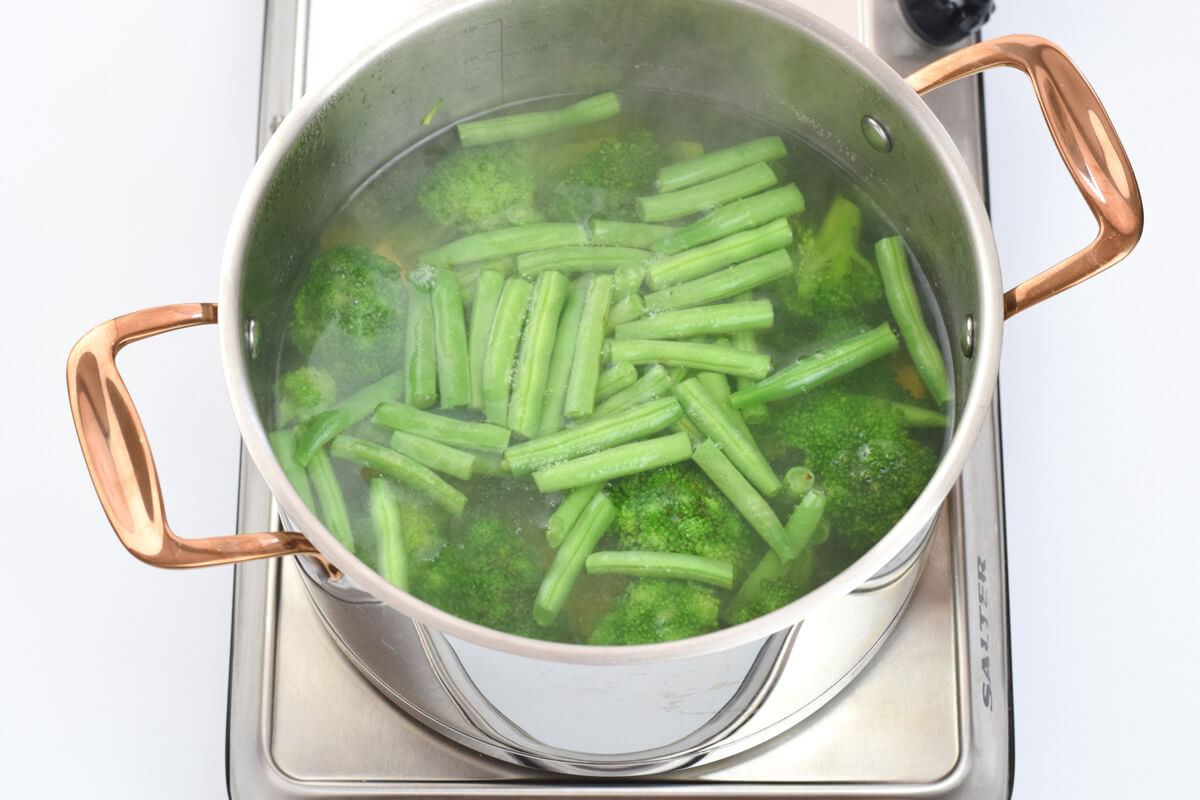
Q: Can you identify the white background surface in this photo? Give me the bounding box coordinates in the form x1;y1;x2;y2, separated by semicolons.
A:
1;1;1196;797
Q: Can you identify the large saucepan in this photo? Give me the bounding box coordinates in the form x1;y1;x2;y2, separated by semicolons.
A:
67;0;1140;777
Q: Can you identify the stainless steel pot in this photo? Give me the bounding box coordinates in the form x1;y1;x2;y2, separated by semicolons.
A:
67;0;1141;777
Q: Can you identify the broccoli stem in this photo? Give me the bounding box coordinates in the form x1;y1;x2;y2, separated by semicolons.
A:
585;551;734;590
612;262;645;298
614;299;774;341
607;339;771;380
292;408;352;468
636;162;778;223
546;483;603;548
892;401;949;428
730;323;899;408
368;478;408;591
645;218;794;290
374;401;511;452
730;296;769;426
505;396;685;475
531;431;693;493
691;439;794;562
421;223;588;266
517;246;649;277
643;249;792;312
785;488;827;554
508;270;570;437
467;269;507;410
696;369;753;440
604;293;645;334
591;364;675;417
595;361;638;401
268;428;315;510
405;283;438;408
656;136;788;194
564;274;615;419
651;184;805;256
458;92;621;148
480;276;533;426
589;219;676;248
432;269;471;409
536;278;587;436
388;430;476;480
331;435;467;516
875;236;950;407
533;490;617;626
783;466;815;499
672;378;781;497
306;447;355;553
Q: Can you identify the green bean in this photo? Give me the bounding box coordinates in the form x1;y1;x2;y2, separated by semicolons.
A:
696;370;753;440
405;282;438;408
455;257;515;306
589;219;676;248
505;396;684;475
614;300;773;341
591;364;674;417
595;361;638;401
605;293;644;334
471;452;510;477
875;236;949;406
388;430;476;480
509;270;570;437
531;432;693;493
691;439;793;562
306;448;355;553
892;402;949;428
643;249;792;312
644;218;793;290
564;274;615;419
481;277;533;425
421;223;587;266
785;489;827;555
612;262;645;298
783;466;815;499
467;269;507;409
672;378;780;497
536;278;587;436
331;435;467;516
546;483;603;548
730;300;769;426
730;323;899;408
458;92;621;147
374;401;511;452
291;369;410;466
656;136;788;193
585;551;734;590
517;246;649;277
724;549;813;624
651;184;805;256
432;268;471;408
636;162;778;223
607;339;771;380
533;491;617;625
292;408;351;468
268;428;314;510
337;371;408;422
369;478;408;591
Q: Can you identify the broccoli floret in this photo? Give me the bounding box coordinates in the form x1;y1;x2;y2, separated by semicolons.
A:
392;484;448;563
541;130;664;222
289;245;406;388
276;366;337;425
773;389;938;552
726;549;818;626
417;143;542;233
589;578;721;645
608;462;758;579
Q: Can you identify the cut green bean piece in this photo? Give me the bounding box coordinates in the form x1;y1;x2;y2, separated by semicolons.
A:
892;402;949;428
644;249;792;312
784;466;815;499
672;378;780;497
536;278;587;436
657;136;788;193
731;304;769;426
589;219;676;248
607;339;771;380
432;268;471;408
405;282;438;408
388;430;476;480
637;162;777;223
293;408;352;468
509;270;570;437
531;432;693;493
785;489;827;555
691;439;793;562
591;364;674;417
546;483;603;548
455;257;515;306
614;300;773;341
533;491;617;626
331;435;467;516
517;246;649;277
645;218;793;290
481;277;533;425
724;549;813;624
605;293;644;334
337;371;408;422
307;448;355;553
876;236;949;406
585;551;734;590
459;92;621;147
730;323;899;408
369;478;408;591
697;370;753;440
471;452;509;476
505;396;684;474
421;223;588;266
612;262;645;298
564;274;615;419
374;401;511;452
269;429;315;510
651;184;805;256
595;361;638;400
468;269;507;409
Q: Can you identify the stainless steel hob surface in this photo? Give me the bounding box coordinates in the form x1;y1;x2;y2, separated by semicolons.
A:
228;0;1012;796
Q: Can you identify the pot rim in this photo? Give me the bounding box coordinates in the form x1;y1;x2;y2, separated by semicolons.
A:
217;0;1004;665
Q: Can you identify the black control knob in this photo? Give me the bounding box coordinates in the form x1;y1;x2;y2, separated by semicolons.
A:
899;0;995;47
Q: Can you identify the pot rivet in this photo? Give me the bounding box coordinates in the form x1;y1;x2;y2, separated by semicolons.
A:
245;317;260;359
961;315;975;358
861;115;893;153
269;114;283;134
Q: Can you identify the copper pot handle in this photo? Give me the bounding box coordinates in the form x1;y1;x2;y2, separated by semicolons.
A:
66;303;319;568
906;34;1143;318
